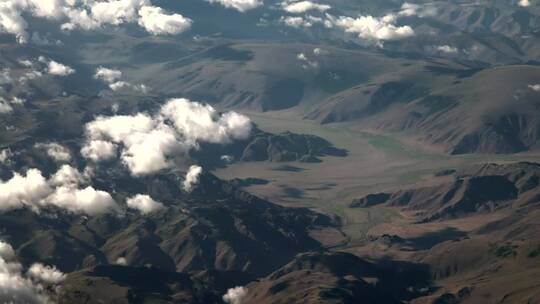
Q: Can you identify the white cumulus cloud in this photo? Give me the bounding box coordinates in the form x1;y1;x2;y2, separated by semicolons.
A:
94;66;148;93
82;98;252;175
528;84;540;91
0;169;53;212
183;165;202;192
138;6;192;35
38;57;75;76
332;14;414;42
435;45;459;54
50;164;87;187
519;0;531;7
398;2;437;17
282;1;331;14
0;241;64;304
126;194;164;214
94;67;122;83
35;142;72;162
0;167;118;215
0;0;191;43
207;0;263;12
223;286;248;304
0;149;12;164
26;263;66;284
0;99;13;114
160;98;252;144
81;140;118;162
280;15;332;28
47;185;117;215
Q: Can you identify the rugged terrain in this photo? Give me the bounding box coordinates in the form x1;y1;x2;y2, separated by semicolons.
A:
0;0;540;303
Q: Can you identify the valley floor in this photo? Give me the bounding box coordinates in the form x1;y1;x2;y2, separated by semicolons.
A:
214;108;540;248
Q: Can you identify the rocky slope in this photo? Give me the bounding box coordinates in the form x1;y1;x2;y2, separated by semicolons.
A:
0;171;336;278
193;129;348;167
242;252;431;304
351;162;540;222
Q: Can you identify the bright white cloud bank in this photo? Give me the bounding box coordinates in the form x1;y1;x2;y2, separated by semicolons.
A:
398;2;437;17
138;6;192;35
223;286;248;304
35;142;72;162
0;166;117;215
0;0;191;43
183;165;202;192
82;98;252;175
0;97;19;114
126;194;164;214
282;1;331;14
94;66;147;93
27;263;66;284
207;0;263;12
332;14;414;41
0;240;65;304
46;60;75;76
94;67;122;83
280;3;421;44
519;0;531;7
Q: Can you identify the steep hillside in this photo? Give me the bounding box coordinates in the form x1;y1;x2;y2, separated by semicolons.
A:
0;171;336;278
310;65;540;154
242;252;430;304
348;162;540;304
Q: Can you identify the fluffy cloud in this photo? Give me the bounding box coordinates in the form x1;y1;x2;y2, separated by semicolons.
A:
0;1;29;43
0;167;117;215
94;67;122;83
82;98;252;175
282;1;331;14
398;2;437;17
313;47;329;55
0;0;191;43
81;140;118;162
435;45;459;54
126;194;164;214
88;0;147;25
26;263;66;284
50;164;87;187
280;15;332;28
0;149;11;164
223;286;248;304
207;0;263;12
84;113;186;175
35;142;72;162
10;97;25;105
332;14;414;42
94;66;148;93
0;99;13;114
37;57;75;76
47;185;117;215
160;98;252;144
296;52;319;69
138;6;192;35
0;169;52;212
528;84;540;91
0;69;12;84
0;241;15;260
0;95;25;114
46;59;75;76
0;241;63;304
183;165;202;192
519;0;531;7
